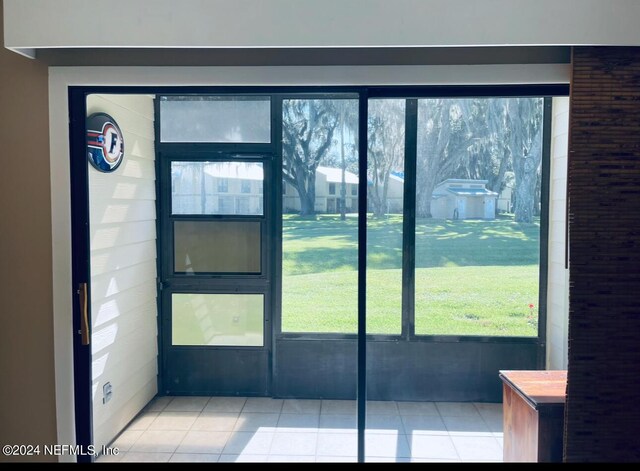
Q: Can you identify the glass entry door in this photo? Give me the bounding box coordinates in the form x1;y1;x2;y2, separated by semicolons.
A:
160;156;272;395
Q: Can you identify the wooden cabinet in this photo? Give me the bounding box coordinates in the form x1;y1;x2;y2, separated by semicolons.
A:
500;370;566;462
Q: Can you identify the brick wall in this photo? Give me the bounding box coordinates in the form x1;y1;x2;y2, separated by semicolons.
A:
565;46;640;462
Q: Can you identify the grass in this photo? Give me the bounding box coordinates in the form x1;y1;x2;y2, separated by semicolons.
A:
282;213;540;336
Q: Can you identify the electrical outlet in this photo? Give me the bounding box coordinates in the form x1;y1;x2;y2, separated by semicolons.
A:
103;382;113;404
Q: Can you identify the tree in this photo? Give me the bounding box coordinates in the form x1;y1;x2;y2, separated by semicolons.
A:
458;99;511;195
415;99;474;218
367;99;405;217
282;99;339;216
336;101;358;220
505;98;543;223
413;97;543;222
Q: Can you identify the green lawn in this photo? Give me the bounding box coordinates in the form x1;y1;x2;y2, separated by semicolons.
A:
282;214;540;336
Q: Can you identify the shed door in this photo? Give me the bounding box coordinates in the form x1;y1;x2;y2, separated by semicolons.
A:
485;198;495;219
457;197;466;219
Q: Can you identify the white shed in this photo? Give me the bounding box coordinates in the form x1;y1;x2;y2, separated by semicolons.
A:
431;179;498;220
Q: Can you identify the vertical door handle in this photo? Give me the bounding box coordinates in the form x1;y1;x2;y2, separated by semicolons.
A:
78;282;90;346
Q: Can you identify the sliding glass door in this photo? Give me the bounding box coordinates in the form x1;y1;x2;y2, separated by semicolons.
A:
147;87;560;462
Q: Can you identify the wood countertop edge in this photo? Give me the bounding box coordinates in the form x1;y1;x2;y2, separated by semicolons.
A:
499;370;567;410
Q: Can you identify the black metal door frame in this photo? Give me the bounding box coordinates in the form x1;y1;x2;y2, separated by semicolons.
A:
68;84;567;464
69;87;93;462
158;149;275;395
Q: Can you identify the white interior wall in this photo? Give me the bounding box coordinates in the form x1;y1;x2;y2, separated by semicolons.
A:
86;94;158;452
546;96;570;370
5;0;640;57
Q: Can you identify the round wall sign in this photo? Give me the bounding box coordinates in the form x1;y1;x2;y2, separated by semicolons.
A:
87;113;125;172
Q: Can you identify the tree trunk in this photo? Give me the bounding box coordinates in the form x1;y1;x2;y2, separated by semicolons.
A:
416;175;437;218
369;183;382;218
415;100;453;219
513;126;542;223
488;146;510;193
294;165;316;217
381;176;390;216
368;144;386;217
299;193;315;216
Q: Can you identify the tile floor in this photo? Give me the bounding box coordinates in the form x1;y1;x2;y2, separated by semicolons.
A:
97;397;503;463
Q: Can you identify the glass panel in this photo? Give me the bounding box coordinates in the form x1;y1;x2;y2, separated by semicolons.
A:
281;98;359;333
415;98;542;336
365;99;407;462
367;99;405;335
172;293;264;346
160;96;271;143
174;221;261;274
172;161;264;215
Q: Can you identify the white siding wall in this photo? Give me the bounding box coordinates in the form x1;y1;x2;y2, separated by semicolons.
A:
87;94;157;451
546;97;570;370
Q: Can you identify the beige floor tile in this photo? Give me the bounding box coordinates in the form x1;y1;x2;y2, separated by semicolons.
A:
282;399;322;414
366;457;412;462
144;396;172;412
109;398;505;462
268;455;316;462
451;436;503;462
120;451;173;462
435;402;482;417
316;455;357;462
176;431;231;454
407;434;459;460
397;402;440;416
365;433;410;458
126;411;159;431
203;397;247;413
110;430;143;452
169;453;219;462
365;414;405;434
442;415;492;436
478;411;504;433
366;401;399;415
219;454;269;462
316;432;357;457
270;431;317;456
147;411;198;431
95;452;124;462
191;412;239;432
473;402;503;416
321;400;356;415
277;413;320;432
128;430;187;453
401;414;448;435
223;431;274;455
164;396;210;412
233;412;279;432
318;414;357;433
242;397;284;413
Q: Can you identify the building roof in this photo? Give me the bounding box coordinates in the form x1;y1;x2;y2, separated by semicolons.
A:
317;166;359;184
440;178;489;185
201;162;264;181
446;187;498;196
433;178;498;197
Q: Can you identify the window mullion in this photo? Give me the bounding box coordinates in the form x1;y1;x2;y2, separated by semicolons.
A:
402;99;418;340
